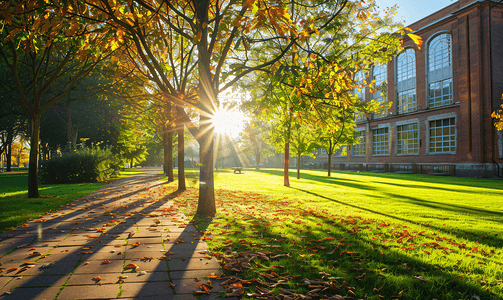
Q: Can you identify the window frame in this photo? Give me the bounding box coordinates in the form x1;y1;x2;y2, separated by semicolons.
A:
352;128;366;157
395;48;417;114
372;125;390;156
396;121;420;156
426;113;457;155
371;64;388;119
426;32;453;108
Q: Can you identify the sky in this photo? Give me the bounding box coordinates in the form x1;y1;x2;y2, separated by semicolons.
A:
376;0;457;25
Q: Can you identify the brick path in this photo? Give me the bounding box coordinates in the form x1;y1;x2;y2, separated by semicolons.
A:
0;168;235;300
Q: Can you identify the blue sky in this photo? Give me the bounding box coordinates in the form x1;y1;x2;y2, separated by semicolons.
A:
376;0;456;25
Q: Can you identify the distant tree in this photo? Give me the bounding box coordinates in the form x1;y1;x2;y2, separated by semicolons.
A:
240;120;274;170
290;124;317;179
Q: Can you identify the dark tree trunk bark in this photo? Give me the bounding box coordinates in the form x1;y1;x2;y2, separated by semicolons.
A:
328;141;333;177
28;114;41;198
284;141;290;187
196;121;215;217
177;124;186;191
6;143;12;172
297;151;300;179
167;130;174;182
327;151;332;177
130;158;134;168
163;125;169;176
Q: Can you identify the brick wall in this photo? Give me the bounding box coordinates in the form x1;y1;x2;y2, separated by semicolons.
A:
318;0;503;174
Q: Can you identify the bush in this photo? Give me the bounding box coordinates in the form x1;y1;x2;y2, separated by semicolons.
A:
39;148;121;184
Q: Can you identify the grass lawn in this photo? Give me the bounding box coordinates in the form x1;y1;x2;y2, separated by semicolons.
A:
165;168;503;300
0;168;141;233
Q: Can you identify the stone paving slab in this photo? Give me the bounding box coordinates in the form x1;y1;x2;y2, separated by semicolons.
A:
120;281;174;298
169;269;222;280
0;286;61;300
66;273;124;285
123;259;168;273
2;274;69;290
0;169;227;299
168;257;221;271
73;260;125;274
57;284;120;299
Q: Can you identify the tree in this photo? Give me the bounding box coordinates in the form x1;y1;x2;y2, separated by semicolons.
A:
38;0;420;215
0;3;122;197
313;117;358;177
240;120;274;170
290;124;317;179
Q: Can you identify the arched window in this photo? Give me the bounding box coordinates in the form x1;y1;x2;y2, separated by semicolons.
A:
371;64;387;118
396;49;416;114
427;33;452;108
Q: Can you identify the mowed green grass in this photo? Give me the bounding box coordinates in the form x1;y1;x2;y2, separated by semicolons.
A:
167;168;503;300
0;168;141;233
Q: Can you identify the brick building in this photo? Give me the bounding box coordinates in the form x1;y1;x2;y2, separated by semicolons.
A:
309;0;503;177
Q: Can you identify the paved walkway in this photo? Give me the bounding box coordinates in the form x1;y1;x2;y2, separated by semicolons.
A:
0;169;233;300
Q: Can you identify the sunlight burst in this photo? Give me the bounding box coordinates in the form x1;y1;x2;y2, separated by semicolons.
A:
211;107;246;138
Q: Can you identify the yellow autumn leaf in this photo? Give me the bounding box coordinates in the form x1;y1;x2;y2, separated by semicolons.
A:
407;33;423;50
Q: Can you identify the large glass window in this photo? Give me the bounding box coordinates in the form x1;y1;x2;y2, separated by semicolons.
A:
428;34;452;108
397;123;419;154
372;127;389;155
429;118;456;153
334;146;348;157
352;130;366;156
396;49;416;113
371;64;388;118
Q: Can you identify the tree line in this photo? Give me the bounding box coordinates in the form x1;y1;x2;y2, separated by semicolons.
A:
0;0;423;216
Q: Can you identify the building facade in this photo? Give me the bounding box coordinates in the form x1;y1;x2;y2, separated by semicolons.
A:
312;0;503;177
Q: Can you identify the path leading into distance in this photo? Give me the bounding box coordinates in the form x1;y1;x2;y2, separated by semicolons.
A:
0;168;234;300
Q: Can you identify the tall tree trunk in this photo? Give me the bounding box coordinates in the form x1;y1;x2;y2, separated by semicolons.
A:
28;114;41;198
297;151;301;179
327;141;332;177
196;121;215;217
284;123;291;187
327;150;332;177
67;105;74;151
130;158;134;168
167;130;174;182
177;123;186;191
163;125;169;176
6;143;12;172
284;141;290;187
256;150;260;170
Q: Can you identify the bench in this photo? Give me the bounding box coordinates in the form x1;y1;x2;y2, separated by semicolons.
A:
231;167;243;174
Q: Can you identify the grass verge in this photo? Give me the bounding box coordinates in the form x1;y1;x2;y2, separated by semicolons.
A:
0;168;141;233
165;168;503;300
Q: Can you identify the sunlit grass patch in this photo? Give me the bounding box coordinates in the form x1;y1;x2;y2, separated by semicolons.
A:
169;169;503;299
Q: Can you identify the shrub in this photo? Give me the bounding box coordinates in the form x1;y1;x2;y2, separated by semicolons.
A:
39;148;121;183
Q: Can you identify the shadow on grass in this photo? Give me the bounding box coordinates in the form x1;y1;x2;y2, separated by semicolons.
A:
205;192;496;300
256;168;503;193
291;187;502;248
383;192;503;219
